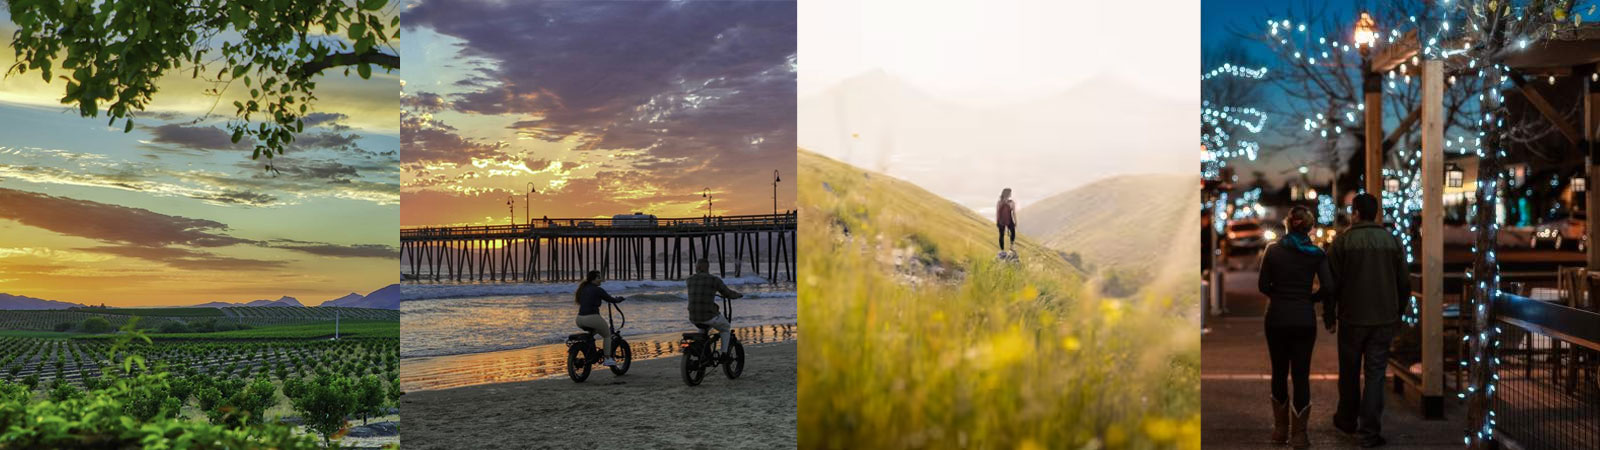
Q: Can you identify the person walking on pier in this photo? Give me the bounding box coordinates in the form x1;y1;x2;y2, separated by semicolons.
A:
574;270;625;367
1326;193;1409;448
687;259;743;358
1258;206;1335;448
997;188;1018;253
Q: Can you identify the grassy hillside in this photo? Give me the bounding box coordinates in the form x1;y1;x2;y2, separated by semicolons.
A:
1018;174;1200;298
798;149;1198;449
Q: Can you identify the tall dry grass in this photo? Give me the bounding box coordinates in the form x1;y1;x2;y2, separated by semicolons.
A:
798;150;1198;449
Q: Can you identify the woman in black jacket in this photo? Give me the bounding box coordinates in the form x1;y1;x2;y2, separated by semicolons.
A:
1258;206;1335;448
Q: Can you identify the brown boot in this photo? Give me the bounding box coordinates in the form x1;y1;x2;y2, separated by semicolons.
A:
1289;404;1311;448
1270;397;1289;444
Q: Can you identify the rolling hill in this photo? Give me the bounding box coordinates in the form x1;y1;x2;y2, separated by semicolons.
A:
1018;173;1200;298
798;149;1198;448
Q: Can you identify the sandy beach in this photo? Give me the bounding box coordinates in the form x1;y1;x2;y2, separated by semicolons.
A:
400;340;797;449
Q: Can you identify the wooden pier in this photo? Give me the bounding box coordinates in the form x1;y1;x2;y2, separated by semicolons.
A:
400;213;796;283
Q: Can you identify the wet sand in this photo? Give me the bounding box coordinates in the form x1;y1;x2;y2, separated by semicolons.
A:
400;340;797;449
402;323;798;392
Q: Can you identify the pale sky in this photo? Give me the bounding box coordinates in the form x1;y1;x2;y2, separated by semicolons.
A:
799;0;1199;105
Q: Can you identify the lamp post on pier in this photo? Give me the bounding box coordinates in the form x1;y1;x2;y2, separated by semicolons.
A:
702;188;714;222
773;170;782;216
525;183;537;227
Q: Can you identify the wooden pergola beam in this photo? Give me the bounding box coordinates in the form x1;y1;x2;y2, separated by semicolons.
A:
1511;72;1583;147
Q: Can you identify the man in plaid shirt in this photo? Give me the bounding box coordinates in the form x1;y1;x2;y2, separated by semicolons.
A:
687;259;743;357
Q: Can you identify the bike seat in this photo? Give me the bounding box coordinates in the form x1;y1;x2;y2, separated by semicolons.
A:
682;331;709;340
577;325;599;333
695;324;711;333
569;332;594;341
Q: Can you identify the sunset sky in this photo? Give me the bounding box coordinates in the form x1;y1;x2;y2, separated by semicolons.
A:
400;0;797;227
0;12;399;306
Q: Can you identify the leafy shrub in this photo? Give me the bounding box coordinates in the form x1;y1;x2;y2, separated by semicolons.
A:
287;374;359;446
158;322;190;333
0;374;316;449
355;375;386;425
45;378;80;403
80;317;112;333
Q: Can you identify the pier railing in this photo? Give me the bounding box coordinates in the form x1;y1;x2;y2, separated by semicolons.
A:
401;213;796;240
400;213;797;283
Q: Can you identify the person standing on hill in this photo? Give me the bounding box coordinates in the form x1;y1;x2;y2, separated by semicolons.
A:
1258;206;1335;448
997;188;1018;252
1326;193;1409;448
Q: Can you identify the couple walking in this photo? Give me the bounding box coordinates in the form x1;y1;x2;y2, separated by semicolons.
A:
1258;193;1409;448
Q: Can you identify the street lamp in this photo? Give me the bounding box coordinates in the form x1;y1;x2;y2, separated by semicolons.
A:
1353;12;1377;56
772;170;782;216
525;182;537;227
1446;163;1465;188
702;188;713;219
505;195;515;226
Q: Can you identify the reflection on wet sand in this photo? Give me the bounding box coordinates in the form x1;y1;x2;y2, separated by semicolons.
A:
401;323;798;392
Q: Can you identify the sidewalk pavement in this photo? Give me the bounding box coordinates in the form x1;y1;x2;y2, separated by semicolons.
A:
1202;269;1462;449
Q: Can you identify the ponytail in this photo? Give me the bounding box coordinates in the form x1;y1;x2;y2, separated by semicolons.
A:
574;270;602;304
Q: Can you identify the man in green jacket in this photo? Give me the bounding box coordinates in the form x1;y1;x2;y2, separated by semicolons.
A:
1324;193;1409;447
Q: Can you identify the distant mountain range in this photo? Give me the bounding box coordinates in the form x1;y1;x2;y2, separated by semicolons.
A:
0;293;86;310
319;284;401;310
191;296;306;308
0;284;402;310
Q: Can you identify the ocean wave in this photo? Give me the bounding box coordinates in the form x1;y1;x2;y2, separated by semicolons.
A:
399;276;782;301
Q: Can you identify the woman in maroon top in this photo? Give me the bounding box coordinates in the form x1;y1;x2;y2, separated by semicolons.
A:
997;188;1017;251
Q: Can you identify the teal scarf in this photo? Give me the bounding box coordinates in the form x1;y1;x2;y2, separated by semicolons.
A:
1282;232;1323;256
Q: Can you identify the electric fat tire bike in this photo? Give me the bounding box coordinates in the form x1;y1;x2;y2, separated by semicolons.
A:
679;294;745;386
565;300;632;382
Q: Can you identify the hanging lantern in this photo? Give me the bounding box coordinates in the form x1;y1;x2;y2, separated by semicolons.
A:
1386;177;1401;193
1574;174;1588;193
1446;163;1465;188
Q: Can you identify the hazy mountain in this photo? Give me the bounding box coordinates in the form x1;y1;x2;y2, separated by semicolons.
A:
319;284;401;310
192;296;304;308
0;293;85;310
1018;173;1200;294
799;70;1195;216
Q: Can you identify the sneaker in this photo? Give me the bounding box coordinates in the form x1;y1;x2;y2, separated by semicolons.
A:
601;358;618;367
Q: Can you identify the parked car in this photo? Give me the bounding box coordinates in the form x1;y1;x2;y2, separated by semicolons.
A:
1531;212;1586;251
1226;219;1267;253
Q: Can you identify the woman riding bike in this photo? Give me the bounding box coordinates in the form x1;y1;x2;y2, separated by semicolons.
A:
574;270;625;367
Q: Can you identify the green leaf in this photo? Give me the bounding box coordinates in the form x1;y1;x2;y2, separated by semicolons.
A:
231;128;244;144
232;65;249;79
357;64;371;79
124;119;133;133
348;22;366;41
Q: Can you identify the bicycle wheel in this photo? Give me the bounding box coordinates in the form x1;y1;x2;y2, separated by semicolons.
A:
610;339;632;375
567;345;591;383
722;335;745;379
